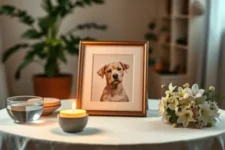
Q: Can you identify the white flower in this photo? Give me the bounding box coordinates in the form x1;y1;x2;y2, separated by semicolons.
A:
159;98;171;121
168;97;179;110
159;98;167;116
191;84;205;98
165;83;176;96
195;96;207;104
177;109;195;127
199;102;212;126
175;87;193;99
209;101;220;118
183;84;205;98
159;83;220;128
179;96;195;105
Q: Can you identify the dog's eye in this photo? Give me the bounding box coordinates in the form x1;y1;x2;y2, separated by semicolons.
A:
107;69;112;73
117;67;122;71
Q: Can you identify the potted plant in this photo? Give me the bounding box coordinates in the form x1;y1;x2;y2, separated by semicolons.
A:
0;0;106;99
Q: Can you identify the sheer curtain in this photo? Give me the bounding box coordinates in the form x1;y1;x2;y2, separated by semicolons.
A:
0;28;8;109
204;0;225;108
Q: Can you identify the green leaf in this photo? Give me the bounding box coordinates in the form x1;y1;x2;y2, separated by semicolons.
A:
31;42;46;50
84;0;91;5
145;33;157;41
57;0;70;6
73;0;105;8
31;42;47;59
61;35;80;54
59;53;67;63
69;35;80;43
57;47;67;63
38;16;56;33
148;22;156;30
42;0;53;13
74;1;85;7
2;43;29;62
93;0;104;4
0;5;34;25
61;35;96;55
83;36;96;40
167;108;178;124
17;10;34;25
76;23;107;30
0;5;16;14
22;29;43;39
15;51;35;79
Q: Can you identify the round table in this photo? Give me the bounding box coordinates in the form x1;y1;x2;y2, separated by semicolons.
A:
0;100;225;150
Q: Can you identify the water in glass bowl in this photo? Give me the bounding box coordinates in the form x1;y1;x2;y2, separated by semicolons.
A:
7;103;43;123
6;96;43;123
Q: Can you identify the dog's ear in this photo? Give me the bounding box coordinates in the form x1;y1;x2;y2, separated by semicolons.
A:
119;62;129;72
97;65;105;78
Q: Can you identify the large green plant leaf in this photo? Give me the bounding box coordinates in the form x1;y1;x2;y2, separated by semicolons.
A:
57;0;70;6
15;50;36;79
61;35;80;54
17;10;34;25
73;0;104;8
0;5;15;14
38;16;57;34
0;5;34;26
61;35;96;55
65;23;106;35
76;23;107;30
55;45;67;63
31;42;47;59
92;0;104;4
2;44;29;62
42;0;53;13
22;29;44;39
83;36;96;40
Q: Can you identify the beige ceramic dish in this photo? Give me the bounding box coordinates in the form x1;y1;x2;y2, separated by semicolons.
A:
42;98;61;116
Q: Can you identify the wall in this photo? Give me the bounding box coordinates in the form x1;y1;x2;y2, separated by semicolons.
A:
0;0;157;97
0;25;8;108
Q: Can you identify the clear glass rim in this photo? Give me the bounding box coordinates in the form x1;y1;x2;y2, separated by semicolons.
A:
7;95;43;103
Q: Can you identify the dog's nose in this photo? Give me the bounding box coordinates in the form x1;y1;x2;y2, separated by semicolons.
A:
112;74;118;79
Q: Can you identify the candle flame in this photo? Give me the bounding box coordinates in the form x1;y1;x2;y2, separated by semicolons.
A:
72;101;76;111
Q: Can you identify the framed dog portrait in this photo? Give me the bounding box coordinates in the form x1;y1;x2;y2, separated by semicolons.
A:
76;41;148;117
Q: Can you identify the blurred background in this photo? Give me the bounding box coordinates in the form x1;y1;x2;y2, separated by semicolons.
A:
0;0;225;109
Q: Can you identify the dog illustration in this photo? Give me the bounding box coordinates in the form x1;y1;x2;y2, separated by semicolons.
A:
97;62;129;102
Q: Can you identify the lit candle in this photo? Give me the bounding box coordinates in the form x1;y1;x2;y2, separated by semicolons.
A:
59;101;87;118
58;100;88;133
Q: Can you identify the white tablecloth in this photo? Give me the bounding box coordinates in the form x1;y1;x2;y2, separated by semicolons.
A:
0;100;225;150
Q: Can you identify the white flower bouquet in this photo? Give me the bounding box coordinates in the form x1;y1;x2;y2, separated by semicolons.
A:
159;83;220;128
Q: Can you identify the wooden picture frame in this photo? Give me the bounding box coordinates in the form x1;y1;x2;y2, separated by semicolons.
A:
76;41;148;117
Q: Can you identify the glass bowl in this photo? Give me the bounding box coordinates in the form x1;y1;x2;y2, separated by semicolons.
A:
6;96;44;123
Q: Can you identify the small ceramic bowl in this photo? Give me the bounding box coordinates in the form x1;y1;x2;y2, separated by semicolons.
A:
42;98;61;116
42;105;61;116
58;114;88;133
